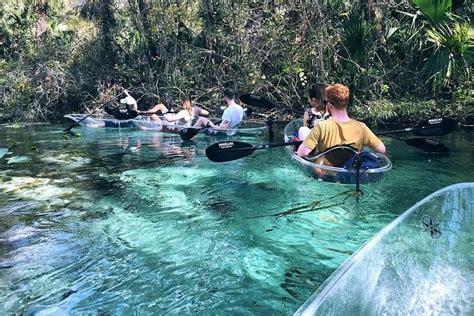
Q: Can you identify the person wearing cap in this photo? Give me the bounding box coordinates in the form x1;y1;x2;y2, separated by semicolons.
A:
297;83;386;158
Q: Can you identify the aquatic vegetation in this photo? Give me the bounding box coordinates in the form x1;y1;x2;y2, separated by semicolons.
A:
202;196;238;217
40;153;91;169
250;190;357;219
0;176;75;205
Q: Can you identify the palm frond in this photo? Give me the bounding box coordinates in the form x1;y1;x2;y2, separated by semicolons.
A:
411;0;451;25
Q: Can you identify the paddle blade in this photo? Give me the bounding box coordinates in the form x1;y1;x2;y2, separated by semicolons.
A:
240;94;275;109
413;117;457;136
206;141;255;162
405;138;450;153
180;128;199;141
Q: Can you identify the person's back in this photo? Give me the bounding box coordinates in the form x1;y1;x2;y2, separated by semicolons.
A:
120;89;138;111
165;95;209;125
175;106;207;125
192;88;243;131
304;118;382;153
297;83;385;157
222;103;244;129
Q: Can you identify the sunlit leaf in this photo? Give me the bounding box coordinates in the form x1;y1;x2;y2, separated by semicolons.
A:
411;0;451;25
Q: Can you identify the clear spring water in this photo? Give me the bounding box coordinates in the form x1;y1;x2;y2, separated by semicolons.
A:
296;183;474;315
0;123;473;314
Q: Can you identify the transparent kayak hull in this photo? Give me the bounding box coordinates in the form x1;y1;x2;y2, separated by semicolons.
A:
283;119;392;184
64;114;145;128
134;119;268;137
296;183;474;316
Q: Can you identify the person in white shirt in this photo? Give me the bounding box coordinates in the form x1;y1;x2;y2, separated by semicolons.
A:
120;89;138;111
194;88;245;130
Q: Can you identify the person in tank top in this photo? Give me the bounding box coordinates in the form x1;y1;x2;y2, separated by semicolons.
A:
164;95;209;126
298;83;330;141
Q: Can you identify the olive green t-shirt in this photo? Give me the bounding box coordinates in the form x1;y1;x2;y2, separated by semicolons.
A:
303;119;383;152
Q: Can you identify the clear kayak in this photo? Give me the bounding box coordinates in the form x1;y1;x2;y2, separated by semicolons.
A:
295;182;474;315
64;113;145;128
283;119;392;184
134;118;269;137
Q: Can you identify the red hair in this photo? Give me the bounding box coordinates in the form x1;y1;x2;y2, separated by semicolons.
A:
325;84;350;109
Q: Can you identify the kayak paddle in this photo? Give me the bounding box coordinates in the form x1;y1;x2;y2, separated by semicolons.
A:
240;94;275;109
383;135;450;153
63;91;125;132
180;123;212;141
376;117;457;137
206;140;302;162
240;93;303;115
206;132;449;163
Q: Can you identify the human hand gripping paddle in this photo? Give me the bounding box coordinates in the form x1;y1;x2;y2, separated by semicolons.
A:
205;117;456;162
179;107;253;141
63;91;125;133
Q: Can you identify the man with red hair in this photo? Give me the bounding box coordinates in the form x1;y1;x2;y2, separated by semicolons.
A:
297;83;385;158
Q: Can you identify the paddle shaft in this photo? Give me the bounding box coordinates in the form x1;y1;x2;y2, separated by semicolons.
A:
377;124;443;135
226;140;302;152
64;91;125;132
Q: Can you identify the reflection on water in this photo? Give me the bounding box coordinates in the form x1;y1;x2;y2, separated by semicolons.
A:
0;124;473;314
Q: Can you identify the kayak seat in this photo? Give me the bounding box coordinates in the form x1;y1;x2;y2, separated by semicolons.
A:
306;145;358;167
342;151;380;170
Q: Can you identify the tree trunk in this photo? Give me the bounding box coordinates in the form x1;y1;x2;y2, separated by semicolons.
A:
137;0;158;66
33;0;48;47
101;0;116;66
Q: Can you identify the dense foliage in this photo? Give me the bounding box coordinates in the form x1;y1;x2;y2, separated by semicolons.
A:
0;0;472;124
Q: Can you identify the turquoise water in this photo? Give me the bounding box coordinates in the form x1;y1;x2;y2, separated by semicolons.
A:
0;123;473;314
296;183;473;315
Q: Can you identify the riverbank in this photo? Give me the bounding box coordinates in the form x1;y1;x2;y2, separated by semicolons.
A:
1;95;473;127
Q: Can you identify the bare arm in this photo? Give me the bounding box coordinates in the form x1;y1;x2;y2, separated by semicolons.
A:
143;103;168;114
363;124;386;154
165;110;186;122
213;120;230;130
374;142;386;154
199;109;209;117
297;143;313;157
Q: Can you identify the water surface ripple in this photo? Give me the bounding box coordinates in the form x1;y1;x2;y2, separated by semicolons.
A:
0;124;472;314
